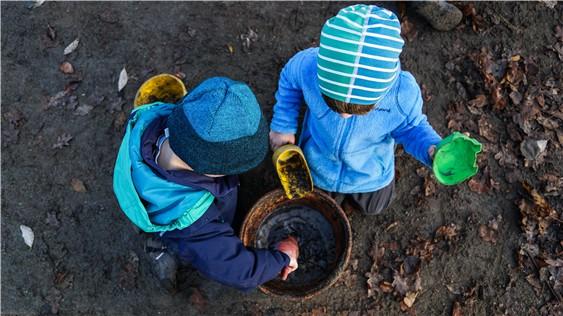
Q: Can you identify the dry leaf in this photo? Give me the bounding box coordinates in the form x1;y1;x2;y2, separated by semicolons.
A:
29;0;46;9
401;17;418;42
44;287;62;315
3;110;26;128
435;224;459;241
468;177;490;194
544;258;563;267
108;97;125;113
385;221;399;232
478;117;496;142
421;84;432;102
379;281;394;293
536;116;559;130
118;67;128;92
467;95;487;114
20;225;34;248
118;251;139;290
64;79;82;93
525;274;542;295
478;216;502;244
402;291;418;308
402;256;421;275
54;271;74;289
494;144;518;167
520;139;547;161
502;60;525;88
392;273;410;296
468;94;487;108
52;133;73;149
555;25;563;42
47;24;56;41
74;104;93;116
446;285;460;295
113;112;127;130
366;271;383;297
310;307;326;316
368;243;385;266
424;175;436;197
190;288;207;312
521;182;557;219
407;237;435;262
71;178;87;192
59;62;74;74
462;4;485;33
539;174;563;194
451;301;463;316
227;44;235;55
509;91;522;105
478;224;496;243
491;84;507;111
46;91;69;109
240;28;258;52
45;211;60;227
63;39;79;55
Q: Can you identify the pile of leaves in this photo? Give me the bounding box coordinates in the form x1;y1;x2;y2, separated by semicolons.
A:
365;224;459;313
441;19;562;308
517;182;562;303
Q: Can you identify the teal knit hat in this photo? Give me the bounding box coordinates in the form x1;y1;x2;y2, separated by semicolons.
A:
167;77;268;175
318;4;404;105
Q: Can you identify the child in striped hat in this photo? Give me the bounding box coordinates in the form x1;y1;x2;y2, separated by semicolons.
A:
270;4;442;214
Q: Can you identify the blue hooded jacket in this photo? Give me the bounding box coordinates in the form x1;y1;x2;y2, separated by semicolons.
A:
270;48;442;193
113;103;289;291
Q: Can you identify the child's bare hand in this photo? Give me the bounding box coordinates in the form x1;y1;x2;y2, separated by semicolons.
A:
269;131;295;151
428;145;436;160
277;236;299;280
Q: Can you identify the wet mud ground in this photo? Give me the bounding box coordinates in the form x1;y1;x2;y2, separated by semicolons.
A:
2;2;562;315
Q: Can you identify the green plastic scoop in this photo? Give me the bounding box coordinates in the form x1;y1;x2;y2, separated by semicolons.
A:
432;132;483;186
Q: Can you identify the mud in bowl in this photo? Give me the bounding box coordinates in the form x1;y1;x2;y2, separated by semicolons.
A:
256;205;337;285
241;189;352;299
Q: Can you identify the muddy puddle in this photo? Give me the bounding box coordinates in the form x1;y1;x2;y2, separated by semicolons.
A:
256;205;337;285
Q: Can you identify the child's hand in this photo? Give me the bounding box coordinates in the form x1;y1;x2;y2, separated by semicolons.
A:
269;131;295;151
277;236;299;280
428;145;436;160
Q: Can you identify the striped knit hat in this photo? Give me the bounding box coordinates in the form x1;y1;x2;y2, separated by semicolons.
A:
318;4;404;105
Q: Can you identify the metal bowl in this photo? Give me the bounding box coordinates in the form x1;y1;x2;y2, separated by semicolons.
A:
241;189;352;299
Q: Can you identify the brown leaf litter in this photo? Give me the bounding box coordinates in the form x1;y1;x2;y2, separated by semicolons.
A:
517;182;561;303
366;224;460;312
478;215;502;244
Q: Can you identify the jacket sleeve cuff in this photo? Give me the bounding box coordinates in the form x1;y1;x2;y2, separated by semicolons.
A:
276;250;291;266
270;121;298;135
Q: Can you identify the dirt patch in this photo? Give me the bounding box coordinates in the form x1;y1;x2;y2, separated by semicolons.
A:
2;1;562;315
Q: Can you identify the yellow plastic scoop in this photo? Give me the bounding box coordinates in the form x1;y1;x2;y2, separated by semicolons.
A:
133;74;187;108
273;144;313;199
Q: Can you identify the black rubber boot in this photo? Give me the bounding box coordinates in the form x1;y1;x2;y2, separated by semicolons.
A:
145;237;178;293
410;1;463;31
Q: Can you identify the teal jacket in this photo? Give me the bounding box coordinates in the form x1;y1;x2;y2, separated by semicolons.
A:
113;103;215;233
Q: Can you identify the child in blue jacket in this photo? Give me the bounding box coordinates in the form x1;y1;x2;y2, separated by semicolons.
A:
114;77;298;291
270;4;442;214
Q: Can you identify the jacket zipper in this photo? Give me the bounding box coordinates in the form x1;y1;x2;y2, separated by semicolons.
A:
334;116;354;192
